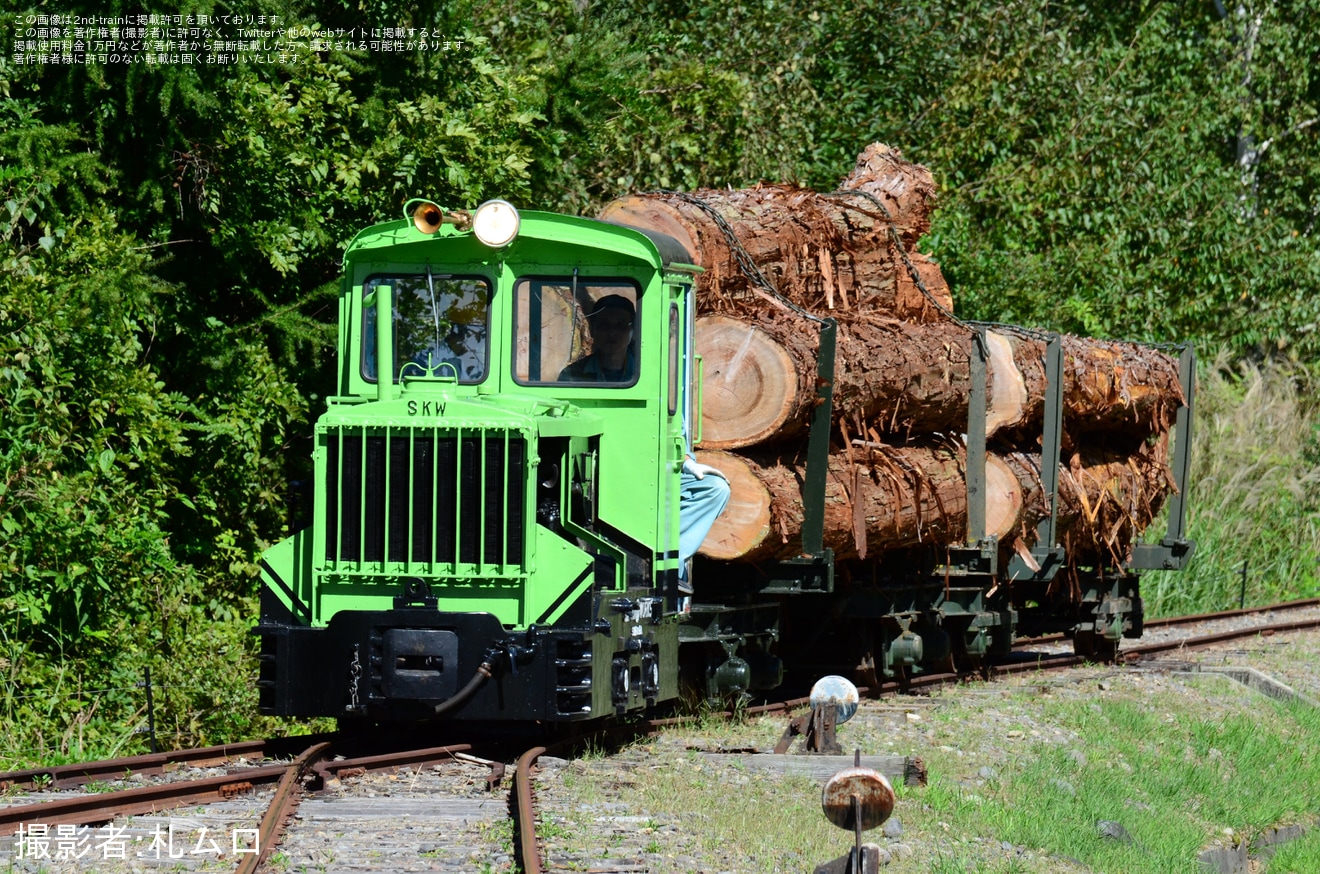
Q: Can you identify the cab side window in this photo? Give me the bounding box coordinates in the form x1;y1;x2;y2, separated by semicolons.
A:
513;279;640;386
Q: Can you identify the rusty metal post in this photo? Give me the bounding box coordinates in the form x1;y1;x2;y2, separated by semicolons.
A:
815;750;895;874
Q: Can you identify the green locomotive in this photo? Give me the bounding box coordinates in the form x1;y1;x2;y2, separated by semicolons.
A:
257;200;721;722
255;198;1195;723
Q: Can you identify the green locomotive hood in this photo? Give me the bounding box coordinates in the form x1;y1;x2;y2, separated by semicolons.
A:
316;390;605;441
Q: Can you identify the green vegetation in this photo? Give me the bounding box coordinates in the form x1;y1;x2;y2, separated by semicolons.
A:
2;0;1319;763
558;655;1320;872
1145;354;1320;615
1267;829;1320;873
909;679;1320;872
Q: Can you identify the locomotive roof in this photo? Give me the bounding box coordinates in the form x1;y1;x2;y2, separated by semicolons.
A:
342;209;697;273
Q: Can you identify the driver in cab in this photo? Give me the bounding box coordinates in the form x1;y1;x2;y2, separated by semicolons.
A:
559;294;636;383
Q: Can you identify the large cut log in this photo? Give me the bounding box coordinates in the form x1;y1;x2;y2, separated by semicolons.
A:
696;313;1185;450
696;313;1030;449
998;439;1175;563
694;445;1025;562
833;142;940;247
694;439;1172;566
598;145;953;321
696;313;819;450
1059;335;1187;433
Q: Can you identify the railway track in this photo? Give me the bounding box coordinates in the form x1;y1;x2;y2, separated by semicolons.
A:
2;599;1317;872
1014;596;1320;647
884;597;1320;697
0;738;545;873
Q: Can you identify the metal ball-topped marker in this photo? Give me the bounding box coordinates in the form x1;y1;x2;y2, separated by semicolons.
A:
810;675;860;725
815;748;896;874
775;675;861;755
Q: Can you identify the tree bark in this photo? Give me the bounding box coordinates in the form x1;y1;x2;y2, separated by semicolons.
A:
1059;335;1187;434
694;438;1172;566
695;313;1184;450
694;444;1024;562
834;142;940;248
598;145;953;321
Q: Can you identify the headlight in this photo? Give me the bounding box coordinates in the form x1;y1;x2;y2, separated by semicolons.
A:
472;199;520;248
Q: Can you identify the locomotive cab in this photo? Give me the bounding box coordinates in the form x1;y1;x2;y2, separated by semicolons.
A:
256;200;703;722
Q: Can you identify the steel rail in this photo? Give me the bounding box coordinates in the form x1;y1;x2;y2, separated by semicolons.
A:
0;762;288;836
0;732;338;793
0;741;270;793
982;615;1320;681
1142;597;1320;629
1120;614;1320;660
236;741;332;874
514;745;546;874
311;743;474;784
1014;598;1320;648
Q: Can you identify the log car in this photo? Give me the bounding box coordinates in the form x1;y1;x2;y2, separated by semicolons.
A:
255;199;1195;725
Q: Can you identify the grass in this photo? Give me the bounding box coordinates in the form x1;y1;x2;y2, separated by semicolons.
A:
547;634;1320;872
638;767;839;870
1267;828;1320;873
895;662;1320;872
919;686;1320;871
1143;352;1320;616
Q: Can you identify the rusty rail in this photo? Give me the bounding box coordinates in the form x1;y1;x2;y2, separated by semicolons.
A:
0;763;287;836
1120;614;1320;660
514;746;546;874
235;741;331;874
310;743;473;785
1014;597;1320;647
0;740;270;793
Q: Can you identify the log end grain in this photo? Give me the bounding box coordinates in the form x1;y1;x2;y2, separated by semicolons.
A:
985;330;1030;434
693;449;772;560
985;454;1025;540
598;198;701;263
696;315;801;449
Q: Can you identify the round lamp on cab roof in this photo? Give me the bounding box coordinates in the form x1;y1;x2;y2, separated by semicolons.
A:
473;200;520;248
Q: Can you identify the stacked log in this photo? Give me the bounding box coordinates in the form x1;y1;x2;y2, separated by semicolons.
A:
599;143;1186;572
694;437;1173;565
598;144;952;321
694;313;1184;450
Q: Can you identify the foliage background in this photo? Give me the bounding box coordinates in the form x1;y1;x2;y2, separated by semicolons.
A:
1;0;1317;762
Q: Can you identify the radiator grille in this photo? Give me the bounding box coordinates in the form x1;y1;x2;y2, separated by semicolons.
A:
323;428;526;569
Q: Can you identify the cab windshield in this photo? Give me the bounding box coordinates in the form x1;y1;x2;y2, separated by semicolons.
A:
362;274;490;383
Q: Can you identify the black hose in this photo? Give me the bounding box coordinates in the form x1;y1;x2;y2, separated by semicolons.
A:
432;661;493;716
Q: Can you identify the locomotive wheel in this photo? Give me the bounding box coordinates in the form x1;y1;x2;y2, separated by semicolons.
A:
1073;629;1118;663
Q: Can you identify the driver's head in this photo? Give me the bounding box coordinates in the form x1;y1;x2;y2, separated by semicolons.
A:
588;295;635;345
590;294;634;322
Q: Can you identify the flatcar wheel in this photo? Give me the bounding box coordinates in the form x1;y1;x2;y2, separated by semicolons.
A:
1073;629;1118;663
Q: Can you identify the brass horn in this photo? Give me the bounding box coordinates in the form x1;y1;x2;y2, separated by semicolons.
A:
403;199;473;235
410;200;444;234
